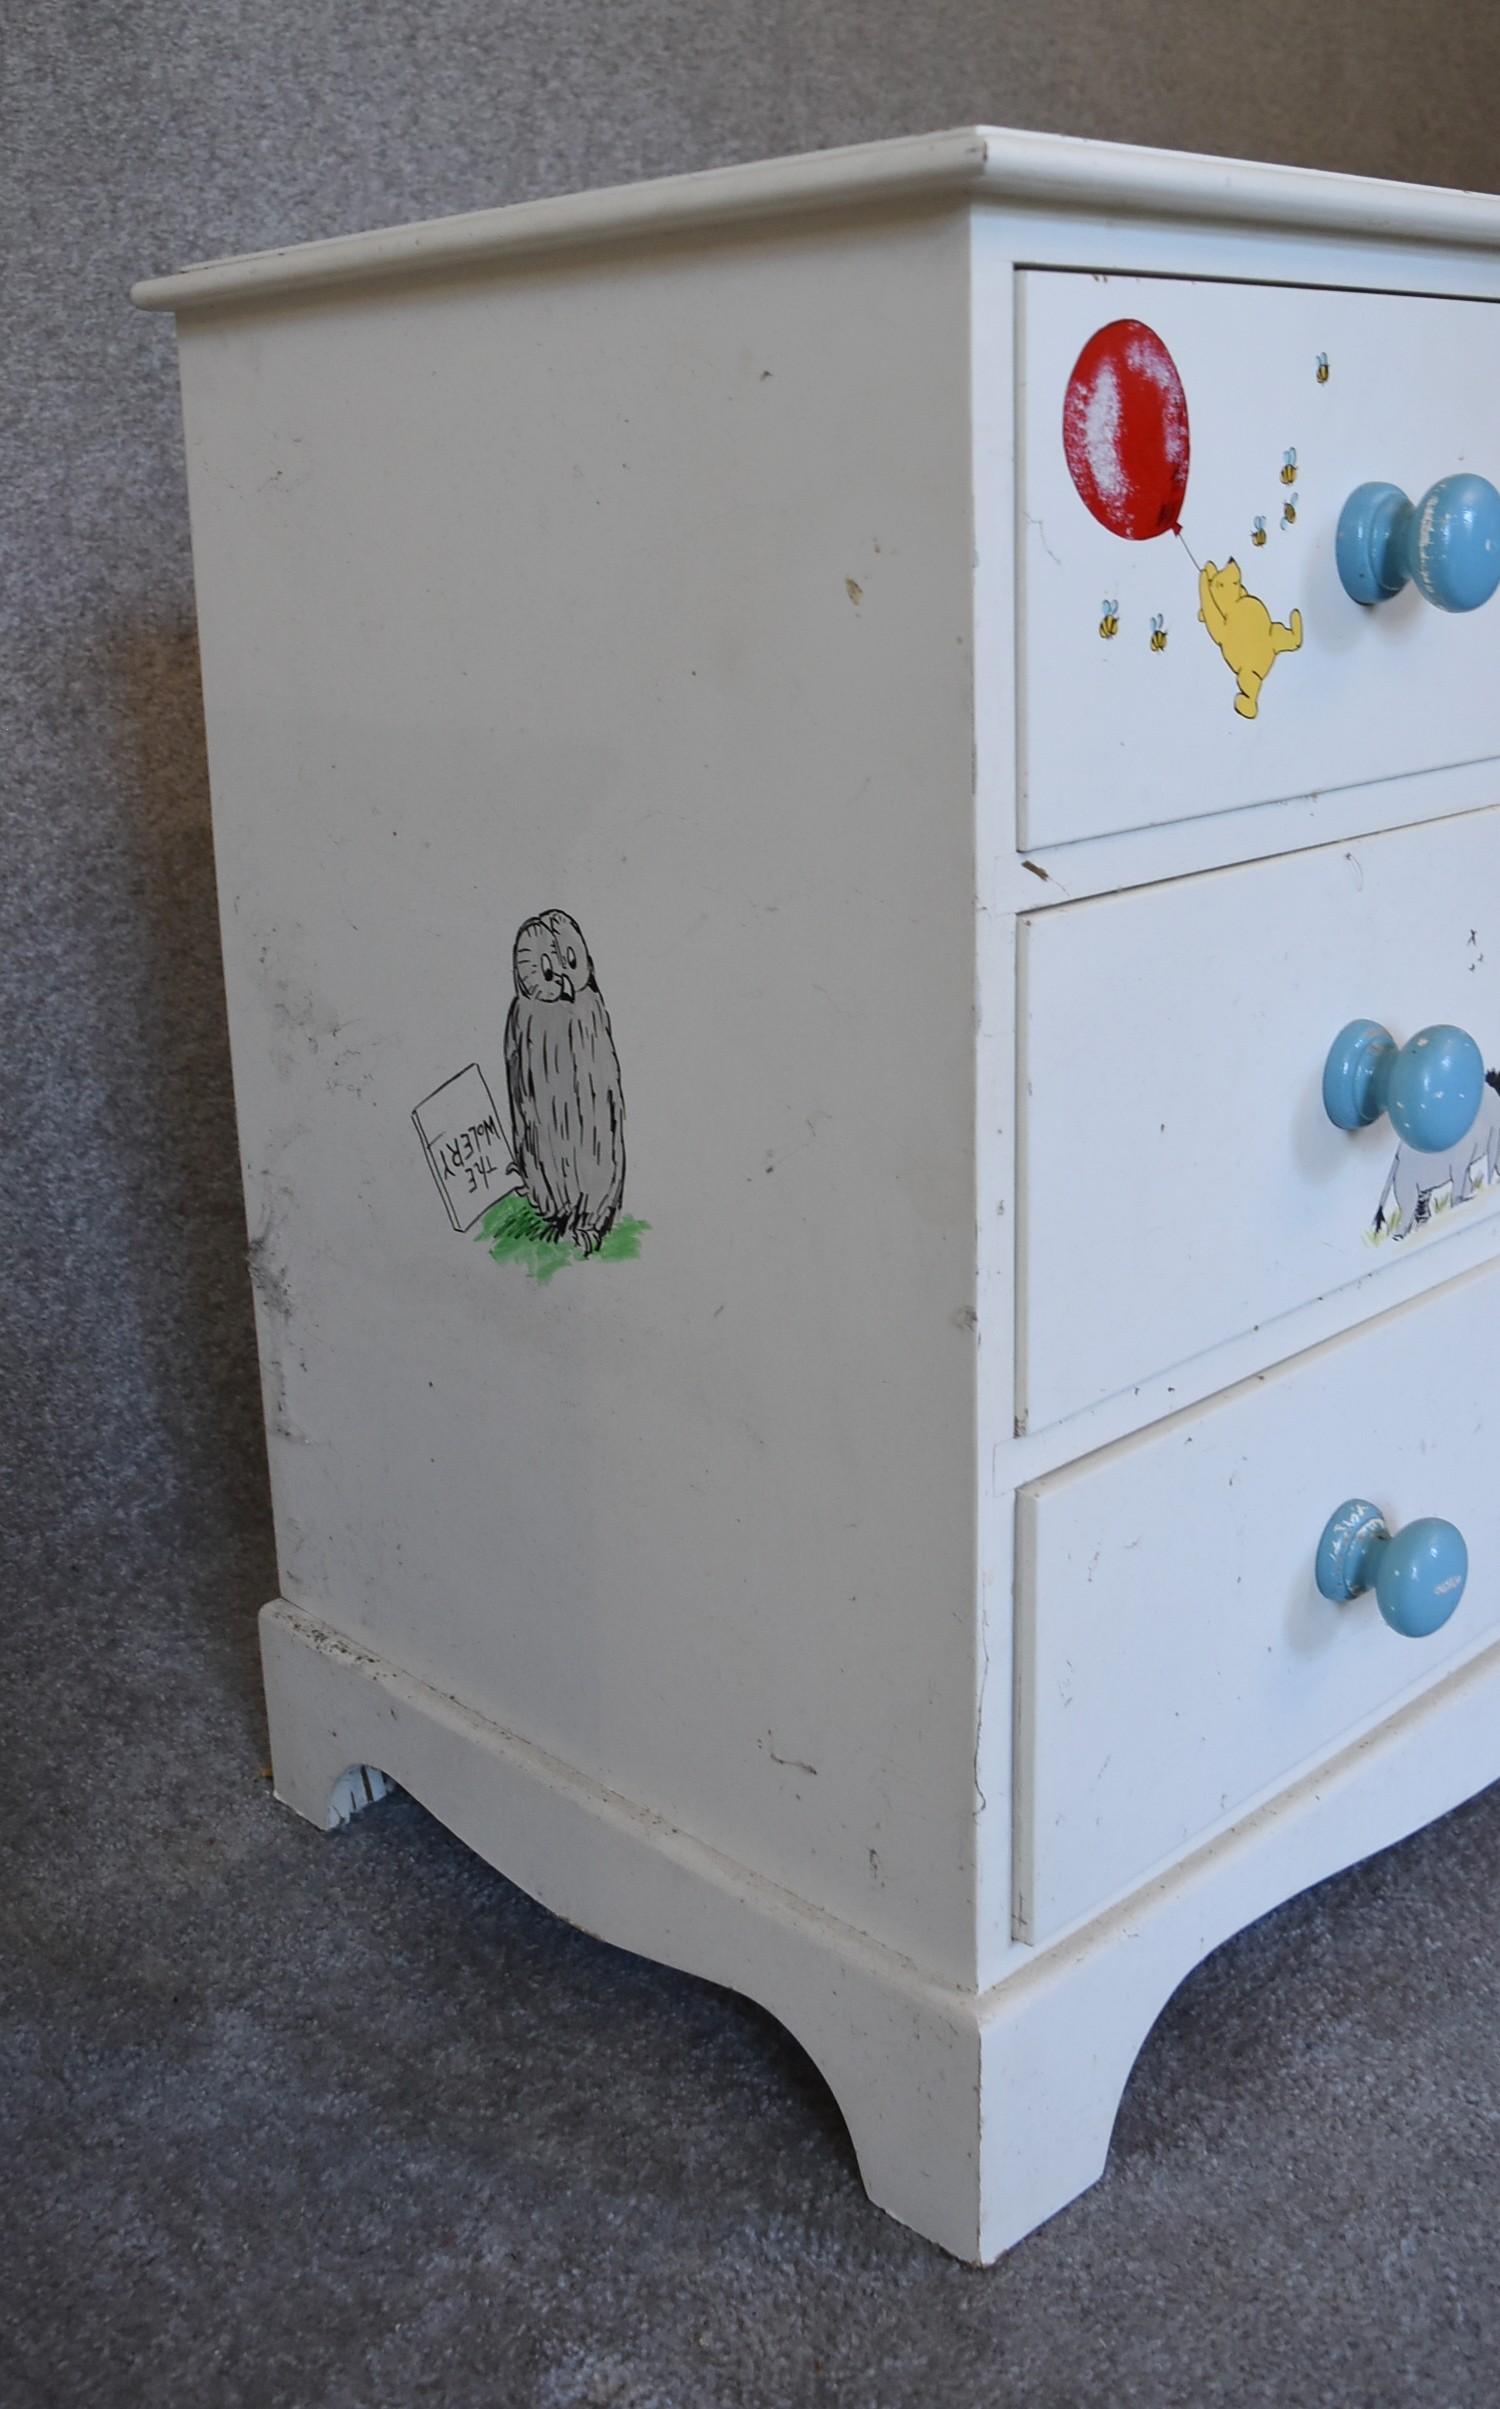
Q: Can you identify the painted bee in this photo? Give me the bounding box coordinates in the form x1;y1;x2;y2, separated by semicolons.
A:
1099;597;1119;638
1149;613;1167;653
1281;446;1298;485
1282;492;1299;528
1316;352;1330;383
1251;514;1268;547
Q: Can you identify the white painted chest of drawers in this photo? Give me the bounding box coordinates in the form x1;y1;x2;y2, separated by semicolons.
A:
136;127;1500;2261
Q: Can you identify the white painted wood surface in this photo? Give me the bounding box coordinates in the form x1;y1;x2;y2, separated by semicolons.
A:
263;1566;1500;2263
1016;1259;1500;1943
137;124;1500;2263
174;208;984;1986
1018;806;1500;1433
1018;275;1500;847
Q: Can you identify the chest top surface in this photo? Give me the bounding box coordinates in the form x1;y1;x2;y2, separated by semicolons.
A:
132;124;1500;316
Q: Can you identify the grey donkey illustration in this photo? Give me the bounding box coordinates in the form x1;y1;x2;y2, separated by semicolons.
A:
1374;1069;1500;1239
504;908;626;1254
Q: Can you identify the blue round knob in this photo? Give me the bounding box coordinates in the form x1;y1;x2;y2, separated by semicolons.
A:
1322;1019;1485;1153
1316;1498;1468;1637
1337;473;1500;610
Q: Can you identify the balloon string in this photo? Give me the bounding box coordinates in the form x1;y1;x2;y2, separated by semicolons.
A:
1173;525;1201;572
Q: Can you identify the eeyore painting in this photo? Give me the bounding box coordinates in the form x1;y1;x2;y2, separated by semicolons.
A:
1374;1069;1500;1239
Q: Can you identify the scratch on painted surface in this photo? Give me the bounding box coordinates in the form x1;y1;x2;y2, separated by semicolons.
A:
1023;512;1062;569
246;1211;293;1322
1021;859;1071;896
767;1738;819;1777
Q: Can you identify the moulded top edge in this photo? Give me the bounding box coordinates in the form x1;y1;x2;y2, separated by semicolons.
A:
130;123;1500;315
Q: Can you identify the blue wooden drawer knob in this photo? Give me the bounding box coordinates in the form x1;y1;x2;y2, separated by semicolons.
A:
1316;1499;1469;1636
1337;472;1500;610
1322;1019;1484;1152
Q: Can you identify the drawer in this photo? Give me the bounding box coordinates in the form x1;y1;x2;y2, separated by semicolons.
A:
1017;273;1500;849
1017;806;1500;1433
1015;1259;1500;1944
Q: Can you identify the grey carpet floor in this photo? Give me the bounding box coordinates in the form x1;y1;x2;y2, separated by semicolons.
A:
8;3;1500;2402
8;1506;1500;2407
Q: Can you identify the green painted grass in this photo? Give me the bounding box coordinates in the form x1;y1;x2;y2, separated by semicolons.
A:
476;1188;649;1284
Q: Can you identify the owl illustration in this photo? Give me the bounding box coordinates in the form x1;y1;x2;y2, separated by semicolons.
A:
504;909;626;1254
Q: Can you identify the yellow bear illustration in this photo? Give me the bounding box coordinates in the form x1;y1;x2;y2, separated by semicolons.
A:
1197;558;1302;719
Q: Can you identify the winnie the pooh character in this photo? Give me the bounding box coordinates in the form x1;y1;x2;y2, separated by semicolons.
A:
1197;559;1303;719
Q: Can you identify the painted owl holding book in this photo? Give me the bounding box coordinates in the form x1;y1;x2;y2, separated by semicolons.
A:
504;909;626;1254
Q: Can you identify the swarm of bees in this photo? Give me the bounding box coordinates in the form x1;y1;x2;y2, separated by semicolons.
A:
1316;352;1330;383
1149;613;1168;653
1099;597;1119;639
1252;514;1268;547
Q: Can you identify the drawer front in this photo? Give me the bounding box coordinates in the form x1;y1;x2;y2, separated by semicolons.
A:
1018;807;1500;1433
1018;273;1500;849
1016;1260;1500;1944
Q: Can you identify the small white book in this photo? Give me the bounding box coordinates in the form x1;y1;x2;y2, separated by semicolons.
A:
411;1063;510;1232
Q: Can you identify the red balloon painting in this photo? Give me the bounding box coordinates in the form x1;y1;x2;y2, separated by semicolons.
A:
1062;319;1190;540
